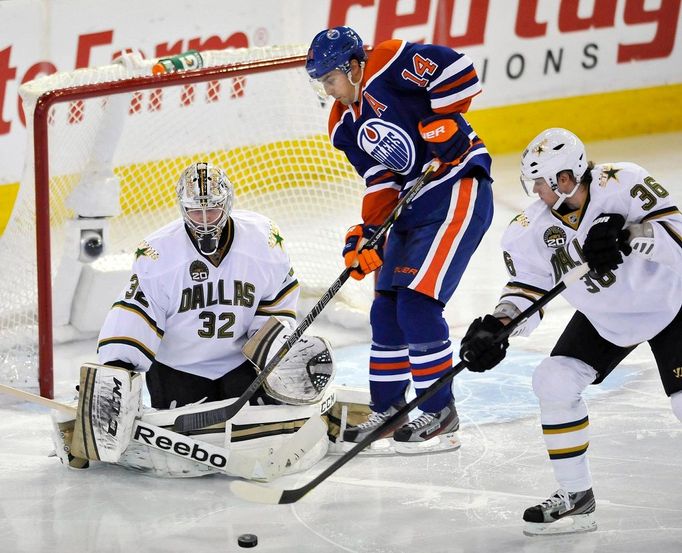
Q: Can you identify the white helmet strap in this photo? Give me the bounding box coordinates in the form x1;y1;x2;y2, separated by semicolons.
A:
551;179;581;210
346;61;365;103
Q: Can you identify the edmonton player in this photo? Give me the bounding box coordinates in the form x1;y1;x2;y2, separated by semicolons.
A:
306;27;494;453
97;162;306;408
459;128;682;534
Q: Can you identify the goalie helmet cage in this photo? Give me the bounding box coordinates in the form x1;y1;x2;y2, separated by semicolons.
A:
4;46;371;398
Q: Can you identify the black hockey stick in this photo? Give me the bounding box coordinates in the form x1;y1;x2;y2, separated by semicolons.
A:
173;161;442;432
229;264;589;504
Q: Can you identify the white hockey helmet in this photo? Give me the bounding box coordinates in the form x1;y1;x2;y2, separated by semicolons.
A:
176;162;233;255
520;128;588;209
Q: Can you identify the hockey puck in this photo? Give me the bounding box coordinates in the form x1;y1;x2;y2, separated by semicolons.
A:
237;534;258;548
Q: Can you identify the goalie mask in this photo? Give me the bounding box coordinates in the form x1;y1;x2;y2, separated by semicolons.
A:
520;128;588;210
177;162;233;255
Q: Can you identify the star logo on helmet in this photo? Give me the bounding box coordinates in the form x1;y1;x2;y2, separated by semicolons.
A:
533;139;548;155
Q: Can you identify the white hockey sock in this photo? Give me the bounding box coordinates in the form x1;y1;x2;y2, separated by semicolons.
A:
539;398;593;492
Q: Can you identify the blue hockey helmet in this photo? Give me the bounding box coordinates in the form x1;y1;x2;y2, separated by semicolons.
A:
306;26;367;80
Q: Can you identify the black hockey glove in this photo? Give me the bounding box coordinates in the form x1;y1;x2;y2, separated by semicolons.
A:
418;114;471;165
581;213;631;276
459;315;509;373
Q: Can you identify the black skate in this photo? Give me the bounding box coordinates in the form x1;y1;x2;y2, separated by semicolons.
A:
523;488;597;536
392;400;460;455
342;399;408;444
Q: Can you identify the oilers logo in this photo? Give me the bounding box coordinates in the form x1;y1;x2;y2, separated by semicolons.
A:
358;119;415;174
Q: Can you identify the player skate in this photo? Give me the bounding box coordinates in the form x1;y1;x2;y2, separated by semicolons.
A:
342;398;408;443
523;488;596;536
392;399;460;455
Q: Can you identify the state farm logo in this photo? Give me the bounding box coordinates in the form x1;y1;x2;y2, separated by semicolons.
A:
358;119;415;174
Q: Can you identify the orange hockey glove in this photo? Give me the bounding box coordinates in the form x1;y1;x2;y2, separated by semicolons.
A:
418;114;471;165
342;224;384;280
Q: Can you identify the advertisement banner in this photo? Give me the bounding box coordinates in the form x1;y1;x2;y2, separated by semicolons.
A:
1;0;681;187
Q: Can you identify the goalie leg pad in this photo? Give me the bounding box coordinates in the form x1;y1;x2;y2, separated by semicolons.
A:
117;437;219;478
227;415;329;481
117;398;331;479
71;363;143;462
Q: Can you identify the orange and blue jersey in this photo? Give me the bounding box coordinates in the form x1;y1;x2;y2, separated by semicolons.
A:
328;39;493;304
328;39;491;227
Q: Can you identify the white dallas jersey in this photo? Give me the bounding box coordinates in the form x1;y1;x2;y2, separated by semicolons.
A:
98;210;299;379
500;162;682;347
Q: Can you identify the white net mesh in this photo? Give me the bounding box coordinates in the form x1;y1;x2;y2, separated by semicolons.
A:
1;46;371;389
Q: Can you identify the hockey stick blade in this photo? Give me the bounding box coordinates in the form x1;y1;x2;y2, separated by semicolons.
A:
228;264;589;504
173;161;441;433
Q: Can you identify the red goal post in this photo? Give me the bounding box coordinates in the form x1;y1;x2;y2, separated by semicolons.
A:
4;46;370;398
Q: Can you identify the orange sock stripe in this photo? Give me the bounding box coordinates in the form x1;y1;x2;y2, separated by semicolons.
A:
369;361;411;371
411;358;452;377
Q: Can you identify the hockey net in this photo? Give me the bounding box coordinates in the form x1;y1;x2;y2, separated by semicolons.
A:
1;46;371;396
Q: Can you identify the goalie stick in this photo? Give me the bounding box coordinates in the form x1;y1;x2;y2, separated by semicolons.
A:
0;383;76;415
173;160;442;433
230;264;590;504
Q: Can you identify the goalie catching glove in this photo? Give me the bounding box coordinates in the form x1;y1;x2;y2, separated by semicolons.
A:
243;317;335;405
418;113;472;165
342;224;384;280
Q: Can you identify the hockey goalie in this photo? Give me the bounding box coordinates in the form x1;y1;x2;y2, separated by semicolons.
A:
49;161;347;480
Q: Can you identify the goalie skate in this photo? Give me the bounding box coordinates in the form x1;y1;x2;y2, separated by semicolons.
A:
523;488;597;536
